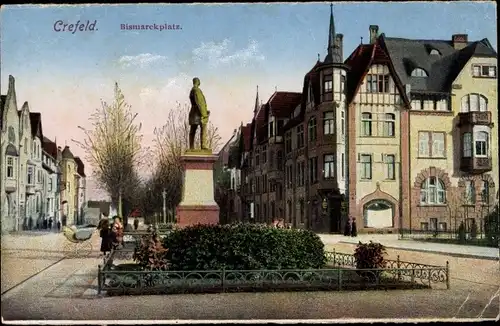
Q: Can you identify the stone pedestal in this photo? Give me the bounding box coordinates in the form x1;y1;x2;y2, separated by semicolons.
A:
176;151;220;227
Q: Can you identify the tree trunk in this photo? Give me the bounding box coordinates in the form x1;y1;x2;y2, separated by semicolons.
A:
118;191;125;225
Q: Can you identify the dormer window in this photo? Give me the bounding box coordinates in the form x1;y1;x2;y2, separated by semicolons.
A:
323;75;333;93
308;82;314;104
430;49;441;56
411;68;428;77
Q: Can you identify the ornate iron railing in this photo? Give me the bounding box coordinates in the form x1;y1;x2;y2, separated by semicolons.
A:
98;248;449;295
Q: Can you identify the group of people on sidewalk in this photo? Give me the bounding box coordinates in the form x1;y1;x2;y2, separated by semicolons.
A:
344;215;358;237
97;216;125;256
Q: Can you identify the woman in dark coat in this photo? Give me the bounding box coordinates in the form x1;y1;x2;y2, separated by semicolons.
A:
344;216;352;236
98;219;113;255
351;217;358;237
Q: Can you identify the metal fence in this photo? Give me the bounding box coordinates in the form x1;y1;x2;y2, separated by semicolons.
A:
98;248;449;295
398;228;498;247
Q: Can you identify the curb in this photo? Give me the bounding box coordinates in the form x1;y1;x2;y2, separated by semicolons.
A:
1;257;65;296
338;241;499;261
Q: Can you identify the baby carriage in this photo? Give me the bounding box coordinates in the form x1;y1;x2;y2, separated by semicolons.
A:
62;226;94;258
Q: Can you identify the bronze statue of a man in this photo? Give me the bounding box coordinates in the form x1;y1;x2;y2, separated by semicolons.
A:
188;77;210;150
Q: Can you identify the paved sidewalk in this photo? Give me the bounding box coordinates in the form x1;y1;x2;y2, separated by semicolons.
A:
318;234;499;260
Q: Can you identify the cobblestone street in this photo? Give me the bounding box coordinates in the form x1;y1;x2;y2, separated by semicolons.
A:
1;232;498;321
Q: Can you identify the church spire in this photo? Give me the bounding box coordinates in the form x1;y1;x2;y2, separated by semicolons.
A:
253;85;259;113
327;3;335;56
324;4;342;64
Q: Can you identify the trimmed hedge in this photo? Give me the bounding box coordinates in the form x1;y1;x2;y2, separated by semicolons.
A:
158;223;327;271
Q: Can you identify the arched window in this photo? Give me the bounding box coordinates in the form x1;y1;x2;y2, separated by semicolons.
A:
430;49;441;56
461;94;488;112
420;177;446;205
308;117;317;142
361;112;372;136
411;68;428;77
383;113;395;136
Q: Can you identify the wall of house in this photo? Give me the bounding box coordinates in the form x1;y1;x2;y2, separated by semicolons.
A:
351;64;403;230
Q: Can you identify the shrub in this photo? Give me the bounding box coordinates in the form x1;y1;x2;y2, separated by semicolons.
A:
353;241;387;269
457;222;466;244
133;231;169;270
484;205;499;247
155;223;326;271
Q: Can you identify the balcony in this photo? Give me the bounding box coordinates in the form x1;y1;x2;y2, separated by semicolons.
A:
460;156;492;174
26;184;36;195
458;111;492;126
5;179;17;193
268;169;284;181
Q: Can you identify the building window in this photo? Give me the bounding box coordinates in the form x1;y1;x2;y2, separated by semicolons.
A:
418;131;445;158
262;145;267;164
438;222;447;231
323;112;334;135
361;113;372;136
384;154;395;180
481;181;490;203
437;99;448;111
411;68;428;77
37;170;42;183
277;150;283;171
341;153;345;179
308;117;317;142
340;75;346;93
411;99;422;110
6;157;14;178
366;74;390;93
461;94;488;112
360;154;372;180
286;165;293;188
383;113;395;137
430;49;441;56
474;131;489;157
309;157;318;184
299;199;305;223
465;180;476;204
341;110;345;136
421;222;429;231
295;162;305;186
430;218;438;230
323;154;335;179
472;64;497;78
27;167;34;185
285;131;292;153
296;125;304;148
269;120;275;138
463;133;472;157
323;74;333;93
420;177;446;205
308;83;314;104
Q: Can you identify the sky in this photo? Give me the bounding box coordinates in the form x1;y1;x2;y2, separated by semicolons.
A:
1;2;497;199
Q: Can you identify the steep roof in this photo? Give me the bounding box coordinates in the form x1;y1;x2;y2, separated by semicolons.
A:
0;95;6;129
384;37;497;94
74;156;86;177
266;91;303;118
42;136;58;159
29;112;43;139
61;146;75;159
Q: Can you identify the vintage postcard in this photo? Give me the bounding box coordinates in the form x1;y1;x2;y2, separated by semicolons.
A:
0;1;498;323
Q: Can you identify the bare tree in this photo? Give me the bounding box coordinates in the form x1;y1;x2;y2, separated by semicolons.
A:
74;83;144;222
148;102;222;218
447;188;466;234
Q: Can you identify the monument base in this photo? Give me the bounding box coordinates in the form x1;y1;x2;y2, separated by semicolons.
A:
176;152;220;227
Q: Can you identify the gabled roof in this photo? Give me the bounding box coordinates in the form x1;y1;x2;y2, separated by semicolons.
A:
266;91;302;118
62;146;74;159
29;112;43;139
74;156;86;177
384;36;497;94
42;136;58;159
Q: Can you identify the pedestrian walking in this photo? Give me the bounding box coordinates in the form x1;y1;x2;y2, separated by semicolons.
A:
133;217;139;231
43;217;48;230
344;216;352;236
351;217;358;237
98;219;113;256
48;217;53;230
57;220;61;232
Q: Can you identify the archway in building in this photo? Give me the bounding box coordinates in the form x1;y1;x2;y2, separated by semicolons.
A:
363;200;394;228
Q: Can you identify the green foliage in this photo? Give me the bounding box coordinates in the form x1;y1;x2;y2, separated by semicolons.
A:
157;223;327;271
133;232;169;270
353;241;387;269
457;222;466;244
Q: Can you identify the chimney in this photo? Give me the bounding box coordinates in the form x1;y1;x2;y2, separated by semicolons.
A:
335;33;344;62
369;25;379;44
452;34;468;50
